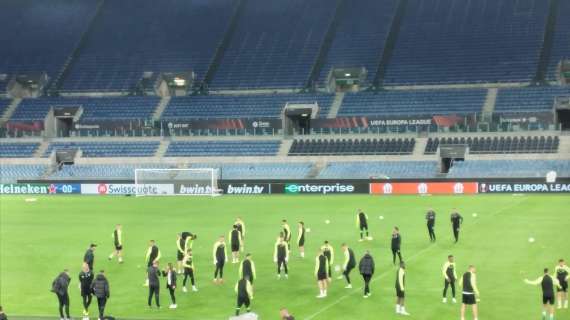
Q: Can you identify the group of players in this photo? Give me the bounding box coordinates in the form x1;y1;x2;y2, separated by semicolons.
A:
48;208;569;320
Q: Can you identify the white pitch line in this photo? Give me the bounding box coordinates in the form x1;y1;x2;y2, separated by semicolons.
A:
304;198;526;320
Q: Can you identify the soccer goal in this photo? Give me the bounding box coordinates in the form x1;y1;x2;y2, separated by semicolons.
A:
134;168;221;196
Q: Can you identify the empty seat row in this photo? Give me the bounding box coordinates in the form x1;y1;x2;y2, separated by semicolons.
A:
0;164;47;183
448;160;570;178
43;141;160;157
289;138;415;156
318;161;438;179
425;136;559;154
0;142;40;158
165;140;281;157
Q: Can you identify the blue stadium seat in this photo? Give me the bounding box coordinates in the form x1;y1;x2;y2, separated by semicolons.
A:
12;96;159;121
166;140;280;157
339;89;486;116
162;93;334;119
0;142;39;158
384;0;548;85
60;0;234;92
448;160;570;178
0;0;97;79
43;141;159;157
318;161;438;179
547;0;570;80
210;0;335;89
318;0;397;85
0;164;47;183
495;86;570;113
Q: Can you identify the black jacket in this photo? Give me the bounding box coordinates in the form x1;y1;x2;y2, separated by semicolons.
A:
79;271;94;295
0;312;6;320
91;274;110;299
162;270;177;289
84;249;94;266
51;272;71;296
148;266;160;287
359;254;375;276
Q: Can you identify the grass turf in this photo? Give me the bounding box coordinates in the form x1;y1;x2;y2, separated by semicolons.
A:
0;194;569;320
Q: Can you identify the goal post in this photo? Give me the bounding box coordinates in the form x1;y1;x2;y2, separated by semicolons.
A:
134;168;221;196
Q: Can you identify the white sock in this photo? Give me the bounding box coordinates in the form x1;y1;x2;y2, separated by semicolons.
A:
396;304;401;313
300;252;304;257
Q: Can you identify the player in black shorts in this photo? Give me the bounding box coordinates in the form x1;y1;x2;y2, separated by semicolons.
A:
460;265;479;320
239;254;256;285
229;225;242;264
79;262;94;317
356;209;371;241
282;220;292;249
320;241;334;282
391;227;403;265
176;233;188;273
274;235;289;279
450;210;463;243
315;249;329;298
297;221;306;258
213;236;227;284
426;209;436;242
339;243;356;289
525;268;561;320
555;259;569;309
235;276;253;316
108;224;123;263
395;261;410;315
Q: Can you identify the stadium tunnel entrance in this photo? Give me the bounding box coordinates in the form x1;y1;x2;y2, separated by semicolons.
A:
282;103;319;136
439;145;467;174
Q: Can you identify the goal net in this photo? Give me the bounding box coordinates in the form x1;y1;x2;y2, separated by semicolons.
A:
134;168;221;196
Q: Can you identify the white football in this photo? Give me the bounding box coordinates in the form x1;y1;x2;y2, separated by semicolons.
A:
325;219;330;224
306;228;311;233
472;213;478;217
334;265;341;272
528;237;535;243
379;215;384;220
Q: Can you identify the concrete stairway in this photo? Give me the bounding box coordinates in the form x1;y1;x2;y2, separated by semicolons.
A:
155;139;171;157
327;92;345;118
152;96;171;120
0;98;22;123
482;88;498;113
33;140;50;158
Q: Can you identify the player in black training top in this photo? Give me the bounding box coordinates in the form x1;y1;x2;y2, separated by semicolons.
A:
426;209;436;242
356;209;371;241
315;248;330;298
442;255;457;303
450;209;463;243
213;235;227;284
235;276;253;316
274;235;290;279
108;224;123;263
339;243;356;288
525;268;560;320
554;259;569;309
229;225;242;264
297;221;306;258
83;243;97;272
79;262;94;317
282;220;292;249
239;253;257;285
182;249;198;292
321;241;334;282
144;240;161;286
395;262;410;315
391;227;403;265
460;265;480;320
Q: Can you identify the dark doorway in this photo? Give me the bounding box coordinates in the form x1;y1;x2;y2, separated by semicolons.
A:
56;117;73;137
283;108;313;135
556;109;570;130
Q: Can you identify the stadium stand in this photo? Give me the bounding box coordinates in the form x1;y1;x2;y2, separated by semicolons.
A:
210;0;335;89
60;0;234;92
494;86;570;113
194;163;313;179
0;0;97;78
0;98;10;117
289;138;415;155
165;140;281;157
0;164;47;183
0;78;9;94
162;93;334;120
425;136;559;154
339;89;486;116
50;163;172;179
548;0;570;80
317;0;397;85
11;96;159;121
448;160;570;178
43;141;159;157
317;161;438;179
384;0;548;85
0;142;40;157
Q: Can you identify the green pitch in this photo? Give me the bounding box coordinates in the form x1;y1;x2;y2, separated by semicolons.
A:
1;194;569;319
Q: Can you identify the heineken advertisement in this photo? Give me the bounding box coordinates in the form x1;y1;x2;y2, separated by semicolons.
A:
0;183;51;194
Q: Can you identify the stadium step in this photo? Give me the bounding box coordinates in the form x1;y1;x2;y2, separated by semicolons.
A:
533;0;560;84
305;0;346;90
372;0;409;87
327;92;345;118
306;160;326;179
201;0;248;91
155;139;171;158
33;141;50;158
48;0;107;94
482;88;498;114
152;96;171;120
278;139;293;157
0;98;22;123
